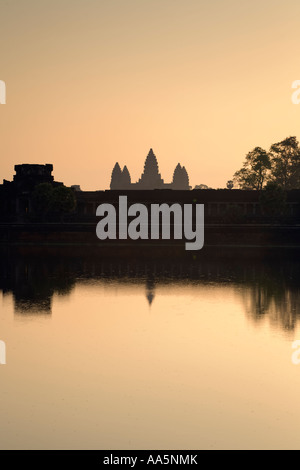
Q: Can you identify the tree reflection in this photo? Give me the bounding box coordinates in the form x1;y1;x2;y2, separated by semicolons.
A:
0;246;299;331
241;264;300;331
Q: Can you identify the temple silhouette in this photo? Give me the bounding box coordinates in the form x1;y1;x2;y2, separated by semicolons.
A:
110;148;190;190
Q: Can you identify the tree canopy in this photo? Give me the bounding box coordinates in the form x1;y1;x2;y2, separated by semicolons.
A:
233;137;300;190
269;136;300;189
233;147;271;190
32;183;76;216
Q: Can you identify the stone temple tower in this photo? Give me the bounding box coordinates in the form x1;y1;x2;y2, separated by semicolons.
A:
109;148;190;189
172;163;190;190
137;148;164;189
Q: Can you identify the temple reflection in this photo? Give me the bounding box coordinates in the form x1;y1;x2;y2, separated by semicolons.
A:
0;246;299;331
145;277;155;306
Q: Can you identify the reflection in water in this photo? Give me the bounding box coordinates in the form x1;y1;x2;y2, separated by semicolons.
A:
1;245;300;450
146;277;155;305
0;246;299;332
243;279;300;331
0;248;76;315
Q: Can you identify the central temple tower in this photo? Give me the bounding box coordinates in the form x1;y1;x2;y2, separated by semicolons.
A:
109;148;190;190
137;148;164;189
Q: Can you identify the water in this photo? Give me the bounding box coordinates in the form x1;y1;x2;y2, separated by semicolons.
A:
0;246;300;450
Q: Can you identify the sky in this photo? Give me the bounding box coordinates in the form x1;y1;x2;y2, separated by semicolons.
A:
1;0;300;190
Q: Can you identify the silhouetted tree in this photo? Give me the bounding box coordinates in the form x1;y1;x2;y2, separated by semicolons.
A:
269;136;300;189
259;182;286;216
50;186;76;218
234;147;271;190
194;184;209;190
227;180;234;189
32;183;53;215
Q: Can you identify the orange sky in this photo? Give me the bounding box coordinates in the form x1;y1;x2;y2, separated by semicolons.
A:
1;0;300;190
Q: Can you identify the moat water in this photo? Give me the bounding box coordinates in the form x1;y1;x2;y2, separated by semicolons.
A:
0;246;300;449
